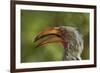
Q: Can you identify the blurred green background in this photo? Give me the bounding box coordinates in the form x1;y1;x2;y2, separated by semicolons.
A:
21;10;90;63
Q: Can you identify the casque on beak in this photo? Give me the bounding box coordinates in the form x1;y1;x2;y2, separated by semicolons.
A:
34;27;65;48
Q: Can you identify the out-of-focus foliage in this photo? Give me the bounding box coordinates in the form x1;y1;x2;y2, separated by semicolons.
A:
21;10;89;63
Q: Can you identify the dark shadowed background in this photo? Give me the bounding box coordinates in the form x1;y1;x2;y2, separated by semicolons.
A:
21;10;89;63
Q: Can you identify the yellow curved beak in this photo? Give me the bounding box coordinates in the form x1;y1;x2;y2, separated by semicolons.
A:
34;27;64;47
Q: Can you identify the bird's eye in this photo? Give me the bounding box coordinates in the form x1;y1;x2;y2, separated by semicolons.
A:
75;27;80;33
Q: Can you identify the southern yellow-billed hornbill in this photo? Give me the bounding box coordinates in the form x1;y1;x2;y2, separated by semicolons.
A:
34;26;83;60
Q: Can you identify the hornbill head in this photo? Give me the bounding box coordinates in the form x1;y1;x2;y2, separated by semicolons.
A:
34;26;83;60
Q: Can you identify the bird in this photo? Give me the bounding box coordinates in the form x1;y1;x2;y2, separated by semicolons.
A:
34;26;83;61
